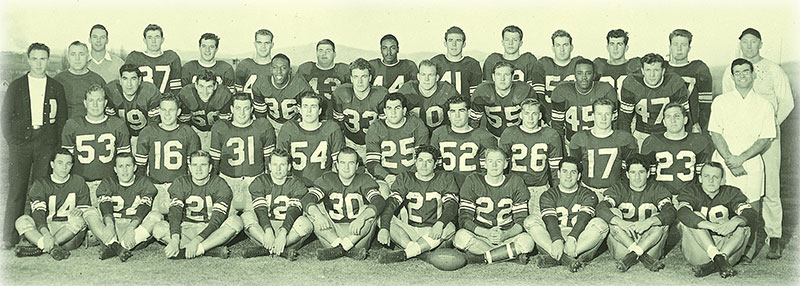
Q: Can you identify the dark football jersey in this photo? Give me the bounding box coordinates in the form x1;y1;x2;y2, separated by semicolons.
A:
430;54;482;96
369;59;418;92
54;70;106;118
640;132;715;195
249;173;308;221
430;125;497;185
365;116;430;176
27;175;91;221
459;173;529;230
550;81;618;141
125;50;182;94
251;74;312;124
540;185;598;227
601;181;672;222
277;120;344;181
539;56;583;93
168;175;232;223
388;171;459;227
331;83;388;145
666;60;712;131
619;73;690;134
397;80;459;134
499;126;562;187
61;116;131;181
594;57;641;100
677;184;752;224
234;58;272;94
177;83;233;132
135;123;201;184
295;62;350;100
309;172;382;223
209;118;275;177
181;60;236;93
96;175;158;219
104;80;162;137
568;130;637;188
470;81;535;137
481;52;544;90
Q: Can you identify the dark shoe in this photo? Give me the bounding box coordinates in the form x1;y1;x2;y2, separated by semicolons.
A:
713;254;737;278
14;245;43;257
616;252;638;272
766;238;783;259
535;255;560;268
50;245;70;261
279;248;299;261
559;255;582;272
99;245;117;260
243;247;271;258
317;245;346;261
740;255;753;264
692;260;718;277
379;250;407;264
513;253;528;265
204;246;230;258
638;253;665;272
345;247;367;260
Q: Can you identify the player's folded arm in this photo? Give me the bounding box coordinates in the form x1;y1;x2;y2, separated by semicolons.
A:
364;188;386;218
567;208;594;239
300;188;324;215
458;199;479;233
675;201;704;228
379;194;402;230
280;200;304;231
168;198;185;236
654;197;677;226
252;200;273;231
733;201;758;228
198;200;231;239
437;194;459;225
595;199;617;223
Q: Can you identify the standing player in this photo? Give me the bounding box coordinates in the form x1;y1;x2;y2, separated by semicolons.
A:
332;58;389;159
619;53;690;148
302;148;386;260
550;59;618;145
182;33;235;93
524;156;609;271
538;30;585;123
125;24;182;95
152;150;243;259
430;26;482;97
177;69;233;151
55;41;106;118
398;60;459;134
596;155;676;272
453;147;534;264
295;39;350;101
234;29;274;94
470;61;536;138
369;34;418;93
594;29;641;100
277;92;345;181
482;25;544;92
104;64;162;154
252;54;311;134
87;24;125;83
569;99;637;199
209;93;276;216
377;145;459;263
666;29;710;133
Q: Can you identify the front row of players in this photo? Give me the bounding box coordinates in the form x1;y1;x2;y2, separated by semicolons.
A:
14;142;757;278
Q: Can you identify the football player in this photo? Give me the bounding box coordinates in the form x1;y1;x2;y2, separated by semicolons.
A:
619;53;690;148
124;24;182;95
277;91;345;181
454;147;534;264
234;29;273;94
430;26;482;97
104;64;162;154
87;24;125;83
295;39;350;102
596;155;676;272
469;61;536;138
252;53;312;134
55;41;106;118
676;162;758;278
301;147;386;260
499;98;562;215
377;145;458;263
524;156;609;271
594;29;641;100
61;84;131;206
152;150;243;259
135;96;201;215
369;34;418;92
209;93;276;215
14;149;90;260
241;149;313;260
431;95;497;186
539;30;585;123
177;69;233;151
332;58;389;160
181;33;235;93
550;59;618;145
569;98;637;199
482;25;544;93
398;59;459;134
665;29;710;133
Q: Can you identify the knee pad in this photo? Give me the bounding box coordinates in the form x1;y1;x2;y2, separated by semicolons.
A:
223;215;244;232
587;217;609;236
15;215;35;236
513;233;535;253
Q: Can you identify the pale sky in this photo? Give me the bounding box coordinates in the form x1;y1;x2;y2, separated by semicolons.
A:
1;0;798;69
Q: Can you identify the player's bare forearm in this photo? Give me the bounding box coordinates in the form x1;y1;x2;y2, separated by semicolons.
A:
356;206;376;221
709;131;733;159
738;138;772;161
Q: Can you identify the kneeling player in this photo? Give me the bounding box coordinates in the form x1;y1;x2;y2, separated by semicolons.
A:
301;147;386;260
14;149;90;260
677;162;757;278
152;150;244;259
525;156;609;272
377;145;458;263
596;155;676;272
453;147;534;264
83;153;163;261
241;149;313;260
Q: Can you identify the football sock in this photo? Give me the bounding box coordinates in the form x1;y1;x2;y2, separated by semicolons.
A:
340;238;354;251
706;245;721;259
405;242;422;258
134;226;150;245
36;237;45;250
628;244;644;256
196;243;206;255
330;238;342;248
485;242;518;264
106;237;118;245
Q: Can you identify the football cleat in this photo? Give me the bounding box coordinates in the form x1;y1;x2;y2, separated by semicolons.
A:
616;252;639;272
638;253;665;272
512;253;528;265
559;254;582;272
116;246;133;262
317;245;346;261
14;245;43;257
535;255;560;268
50;245;70;261
740;256;753;264
279;248;299;261
204;246;230;259
99;245;117;260
692;261;718;277
169;248;187;259
345;247;367;260
713;254;736;278
766;238;783;259
243;247;271;258
379;250;408;264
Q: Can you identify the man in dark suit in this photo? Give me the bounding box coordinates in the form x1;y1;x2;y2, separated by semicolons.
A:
1;43;68;248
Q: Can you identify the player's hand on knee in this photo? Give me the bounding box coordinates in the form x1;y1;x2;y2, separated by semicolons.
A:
551;239;564;260
350;217;365;235
377;229;390;246
632;219;654;234
428;222;444;240
715;220;738;237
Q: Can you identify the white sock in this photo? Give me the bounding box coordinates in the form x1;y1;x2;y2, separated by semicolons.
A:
706;245;721;259
628;244;644;256
134;226;150;245
405;242;421;258
340;238;354;251
106;237;118;246
331;238;342;248
37;237;45;249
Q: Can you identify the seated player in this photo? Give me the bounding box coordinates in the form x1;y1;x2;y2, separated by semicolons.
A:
596;155;676;272
241;149;314;260
152;150;243;259
301;147;386;260
14;149;90;260
525;156;609;272
377;145;459;263
453;147;534;264
677;162;758;278
82;153;162;261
